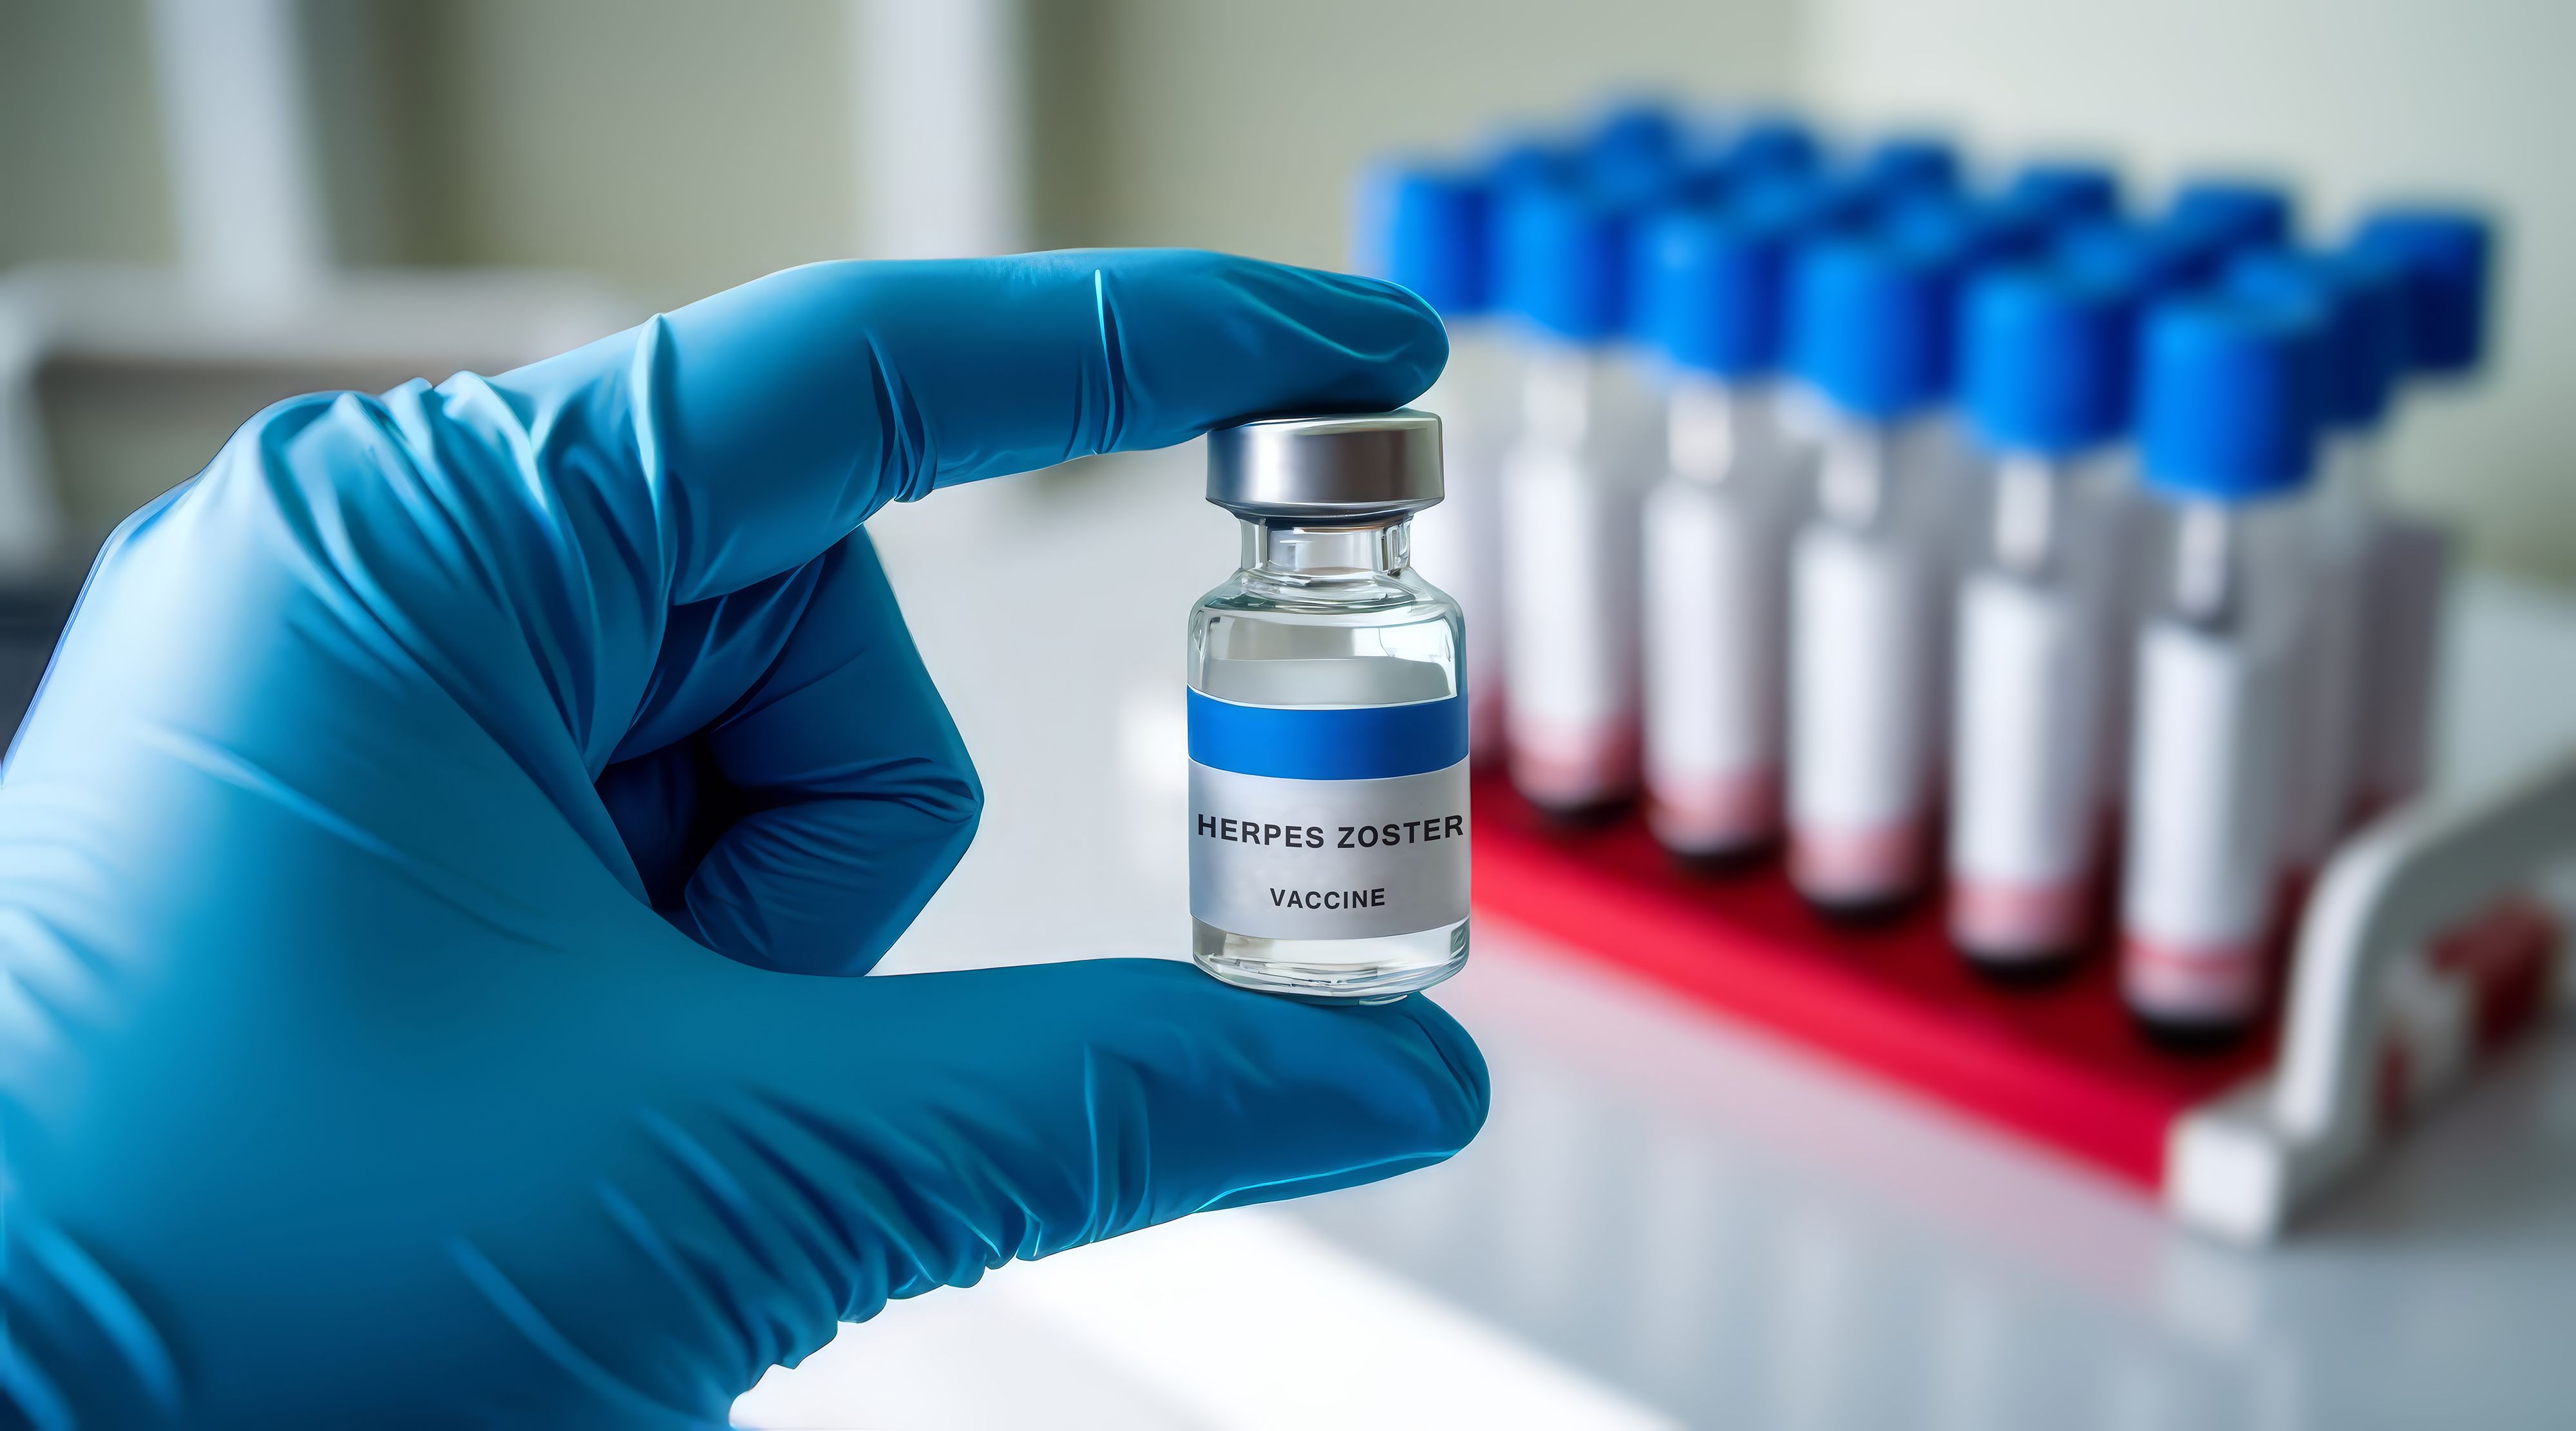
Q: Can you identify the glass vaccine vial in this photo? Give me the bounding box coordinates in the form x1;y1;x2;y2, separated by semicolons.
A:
1188;411;1470;1001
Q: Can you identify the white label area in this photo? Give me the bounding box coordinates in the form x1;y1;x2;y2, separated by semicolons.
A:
1789;524;1937;837
2358;515;2450;808
2119;618;2290;1018
1950;572;2103;888
1189;759;1471;940
1643;477;1787;791
1500;432;1645;799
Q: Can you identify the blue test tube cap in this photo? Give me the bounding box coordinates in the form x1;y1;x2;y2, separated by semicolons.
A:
2166;176;2297;258
1881;191;2049;269
1499;176;1634;341
1858;133;1963;200
2352;206;2494;377
1723;112;1823;179
1962;265;2134;458
2001;160;2123;227
1585;101;1692;210
1587;100;1684;167
2225;249;2406;432
1637;202;1795;379
1484;134;1580;193
2051;218;2201;299
1789;234;1959;420
1732;168;1875;236
1590;149;1689;210
1351;160;1494;319
2138;296;2325;501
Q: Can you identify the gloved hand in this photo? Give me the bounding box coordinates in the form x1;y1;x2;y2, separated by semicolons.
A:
0;251;1488;1428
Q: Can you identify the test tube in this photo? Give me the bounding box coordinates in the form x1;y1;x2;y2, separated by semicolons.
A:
2349;207;2495;812
1354;160;1511;764
2225;248;2409;860
1783;235;1962;915
1634;196;1806;860
1947;265;2134;973
2120;296;2325;1043
1495;176;1662;815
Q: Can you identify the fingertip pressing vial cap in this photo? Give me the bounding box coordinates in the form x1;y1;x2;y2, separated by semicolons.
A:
2138;296;2324;501
1789;234;1958;421
1352;162;1493;320
2224;249;2405;431
1207;410;1444;524
1637;203;1793;378
1498;178;1634;341
2352;207;2494;376
1963;265;2132;457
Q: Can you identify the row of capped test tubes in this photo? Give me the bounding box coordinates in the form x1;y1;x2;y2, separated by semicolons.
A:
1354;102;2494;1042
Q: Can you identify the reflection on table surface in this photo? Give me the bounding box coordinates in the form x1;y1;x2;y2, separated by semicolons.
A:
1294;924;2576;1429
740;450;2576;1429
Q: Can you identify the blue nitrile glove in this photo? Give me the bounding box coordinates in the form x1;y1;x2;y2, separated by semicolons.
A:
0;251;1488;1428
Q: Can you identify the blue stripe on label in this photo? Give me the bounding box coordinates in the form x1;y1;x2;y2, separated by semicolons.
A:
1187;688;1468;781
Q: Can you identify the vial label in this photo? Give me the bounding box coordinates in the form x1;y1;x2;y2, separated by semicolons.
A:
1788;524;1936;902
1642;479;1787;853
1948;572;2105;956
2119;620;2291;1023
1186;689;1470;941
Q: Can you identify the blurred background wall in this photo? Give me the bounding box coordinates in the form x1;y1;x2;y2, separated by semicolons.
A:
1;0;2569;582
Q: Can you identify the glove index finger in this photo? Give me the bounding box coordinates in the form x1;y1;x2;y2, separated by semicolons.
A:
490;250;1447;605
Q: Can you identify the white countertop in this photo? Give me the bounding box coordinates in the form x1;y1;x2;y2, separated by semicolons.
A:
737;447;2576;1430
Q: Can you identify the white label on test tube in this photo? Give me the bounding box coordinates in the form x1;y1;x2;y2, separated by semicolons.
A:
2357;515;2450;813
2120;619;2291;1023
2278;502;2368;869
1948;572;2104;958
1410;327;1514;763
1499;349;1649;810
1642;475;1786;853
1789;524;1935;904
2080;465;2150;822
1502;445;1641;806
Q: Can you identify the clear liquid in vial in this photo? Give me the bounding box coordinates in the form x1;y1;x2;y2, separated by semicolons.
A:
1188;522;1470;1001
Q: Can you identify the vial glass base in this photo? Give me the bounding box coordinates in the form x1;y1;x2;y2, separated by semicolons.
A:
1192;918;1469;1003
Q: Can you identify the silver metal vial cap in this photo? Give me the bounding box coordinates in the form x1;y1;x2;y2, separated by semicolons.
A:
1205;410;1443;524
